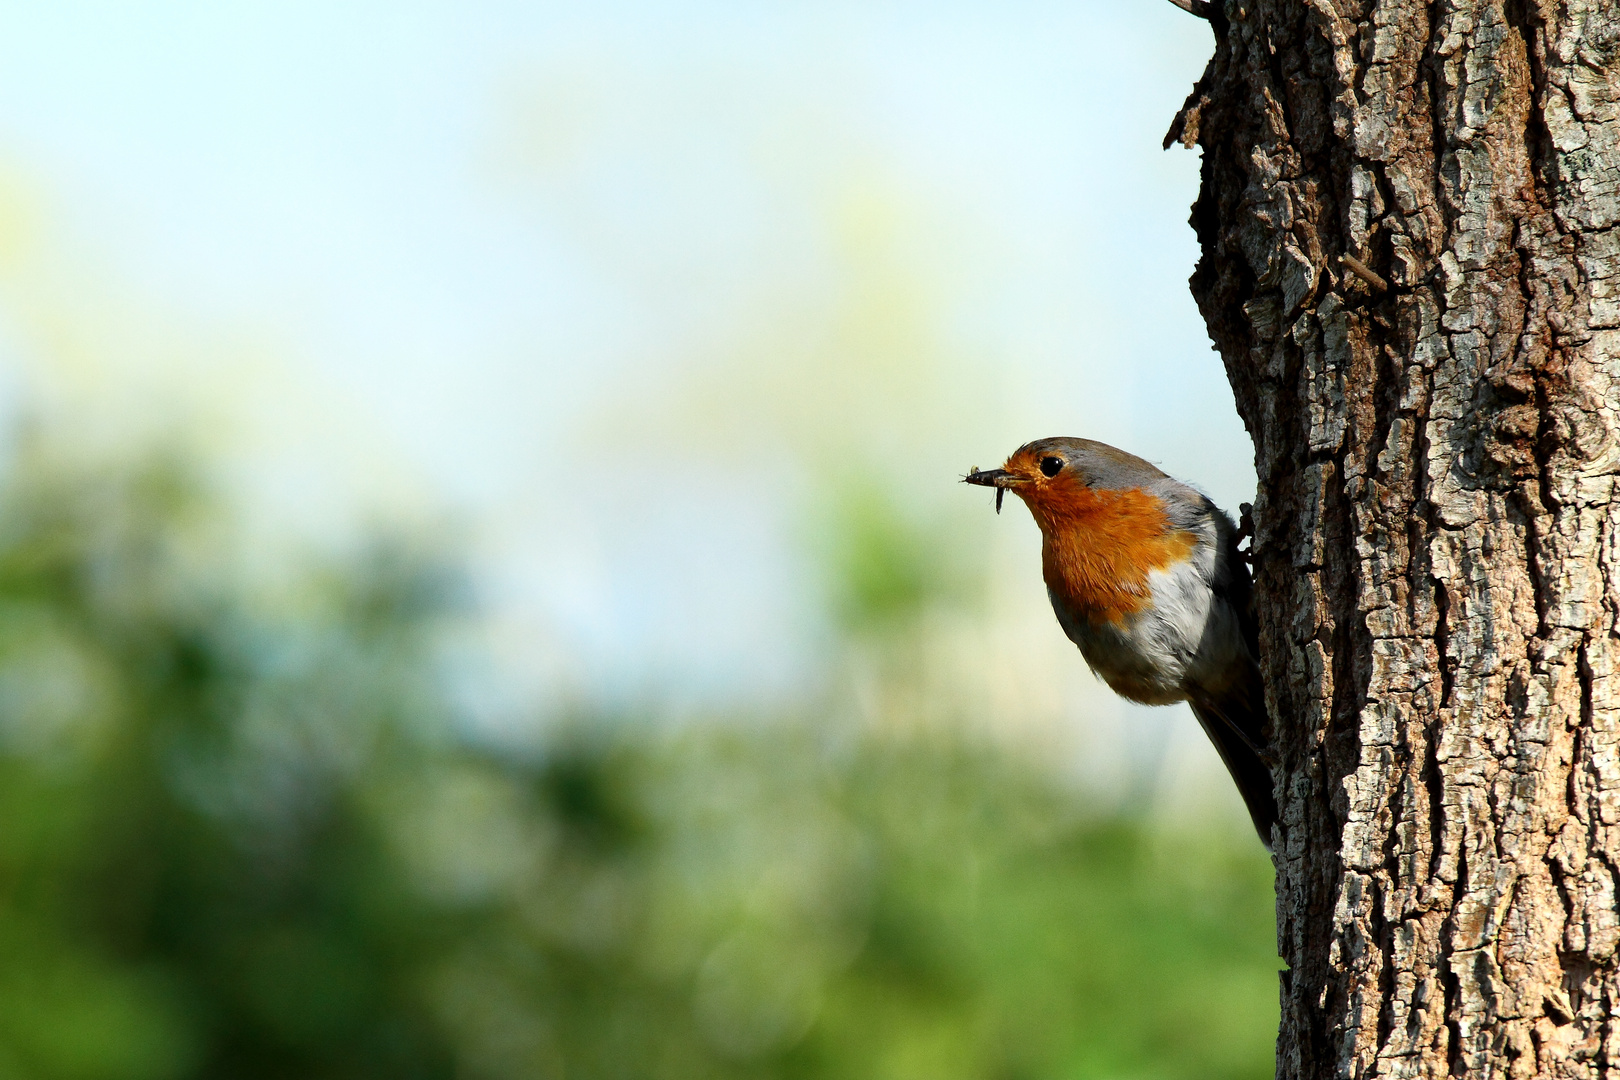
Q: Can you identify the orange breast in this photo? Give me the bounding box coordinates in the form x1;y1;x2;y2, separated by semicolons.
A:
1030;486;1197;626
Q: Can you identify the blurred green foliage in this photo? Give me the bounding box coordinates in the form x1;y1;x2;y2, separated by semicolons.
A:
823;487;952;630
816;479;984;635
0;435;1276;1080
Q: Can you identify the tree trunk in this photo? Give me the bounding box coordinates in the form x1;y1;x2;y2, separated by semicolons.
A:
1171;0;1620;1076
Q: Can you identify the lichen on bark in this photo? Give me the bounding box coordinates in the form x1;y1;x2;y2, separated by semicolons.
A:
1174;0;1620;1076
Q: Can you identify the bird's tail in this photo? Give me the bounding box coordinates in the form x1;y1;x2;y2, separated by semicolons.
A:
1188;694;1277;850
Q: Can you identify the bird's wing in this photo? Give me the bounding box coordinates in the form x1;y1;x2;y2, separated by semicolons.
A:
1206;507;1261;661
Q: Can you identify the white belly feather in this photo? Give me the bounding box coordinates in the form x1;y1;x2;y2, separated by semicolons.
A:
1049;545;1246;707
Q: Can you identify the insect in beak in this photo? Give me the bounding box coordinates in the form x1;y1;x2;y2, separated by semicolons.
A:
962;467;1014;513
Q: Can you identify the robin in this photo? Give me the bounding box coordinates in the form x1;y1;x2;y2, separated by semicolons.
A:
964;437;1276;847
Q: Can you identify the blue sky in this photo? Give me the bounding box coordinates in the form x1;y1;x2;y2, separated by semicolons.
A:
0;2;1254;780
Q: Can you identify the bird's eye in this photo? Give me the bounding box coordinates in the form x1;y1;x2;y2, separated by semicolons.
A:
1039;456;1064;478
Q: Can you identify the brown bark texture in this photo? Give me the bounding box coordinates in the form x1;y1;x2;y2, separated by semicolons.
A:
1170;0;1620;1077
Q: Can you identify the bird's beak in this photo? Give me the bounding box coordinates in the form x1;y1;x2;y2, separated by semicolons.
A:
963;467;1018;514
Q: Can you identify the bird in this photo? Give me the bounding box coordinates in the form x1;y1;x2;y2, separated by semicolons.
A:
963;437;1276;847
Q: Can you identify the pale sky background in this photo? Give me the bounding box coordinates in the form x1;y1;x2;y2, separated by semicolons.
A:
0;2;1258;819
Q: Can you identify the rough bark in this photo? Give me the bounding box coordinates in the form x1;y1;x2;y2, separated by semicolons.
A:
1172;1;1620;1077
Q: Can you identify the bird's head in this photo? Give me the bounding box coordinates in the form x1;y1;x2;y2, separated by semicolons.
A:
962;437;1168;526
963;436;1198;625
